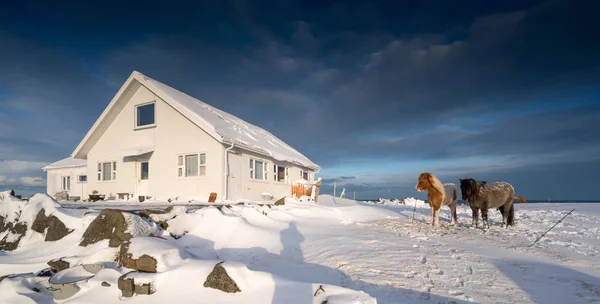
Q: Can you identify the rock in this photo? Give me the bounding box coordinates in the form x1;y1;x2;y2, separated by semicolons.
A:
102;281;111;287
134;283;152;295
0;217;27;251
118;273;155;297
36;268;54;277
80;209;139;247
203;262;241;293
157;221;168;230
48;259;70;272
117;242;158;273
31;209;73;242
118;275;135;297
274;197;285;206
137;206;174;219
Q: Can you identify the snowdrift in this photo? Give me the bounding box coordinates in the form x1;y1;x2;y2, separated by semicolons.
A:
0;192;377;303
0;191;84;251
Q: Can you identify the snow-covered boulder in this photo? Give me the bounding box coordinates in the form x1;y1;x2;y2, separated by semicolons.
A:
118;236;189;273
0;192;79;251
118;271;156;297
80;209;157;248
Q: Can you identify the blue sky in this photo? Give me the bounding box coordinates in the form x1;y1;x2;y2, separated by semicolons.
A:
1;0;599;200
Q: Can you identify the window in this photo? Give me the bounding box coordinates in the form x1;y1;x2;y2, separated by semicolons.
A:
98;161;117;181
135;103;155;128
273;165;287;182
78;175;87;183
177;153;206;177
301;170;310;181
61;176;70;191
140;162;149;180
250;158;268;180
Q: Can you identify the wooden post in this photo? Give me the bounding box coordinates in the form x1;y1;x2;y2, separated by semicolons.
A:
338;188;346;204
333;182;337;197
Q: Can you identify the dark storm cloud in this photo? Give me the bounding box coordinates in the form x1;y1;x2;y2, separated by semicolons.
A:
1;0;599;198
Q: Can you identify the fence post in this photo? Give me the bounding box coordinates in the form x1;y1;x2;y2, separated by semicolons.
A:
333;182;336;197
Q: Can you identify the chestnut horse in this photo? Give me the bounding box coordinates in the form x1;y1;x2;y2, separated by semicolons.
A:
415;173;458;227
459;178;527;228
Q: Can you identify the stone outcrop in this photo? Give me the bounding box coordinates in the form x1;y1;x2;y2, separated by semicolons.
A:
203;262;241;293
118;272;155;297
0;216;27;251
274;197;286;206
117;242;158;273
80;209;137;247
47;259;70;272
31;209;73;242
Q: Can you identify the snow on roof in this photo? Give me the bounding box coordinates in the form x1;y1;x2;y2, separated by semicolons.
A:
136;72;320;170
42;157;86;170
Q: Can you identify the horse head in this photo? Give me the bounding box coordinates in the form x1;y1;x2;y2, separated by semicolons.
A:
459;178;478;200
415;173;432;192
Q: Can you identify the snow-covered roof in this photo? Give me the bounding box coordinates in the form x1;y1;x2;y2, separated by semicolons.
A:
72;71;320;170
42;157;86;170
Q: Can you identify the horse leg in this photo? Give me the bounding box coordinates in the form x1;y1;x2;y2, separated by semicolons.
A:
449;201;457;226
430;206;435;227
508;203;515;226
481;207;489;229
433;206;441;227
470;206;479;228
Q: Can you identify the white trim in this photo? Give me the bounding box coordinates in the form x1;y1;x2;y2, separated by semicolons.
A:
134;101;156;130
70;71;321;170
97;160;118;182
71;73;140;159
176;152;207;179
61;176;71;191
273;164;288;183
249;157;269;181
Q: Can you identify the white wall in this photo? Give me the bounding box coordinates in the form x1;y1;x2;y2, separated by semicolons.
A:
45;166;88;200
227;148;315;201
86;84;225;200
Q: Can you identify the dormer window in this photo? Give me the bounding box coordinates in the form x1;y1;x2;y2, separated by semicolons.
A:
135;102;155;128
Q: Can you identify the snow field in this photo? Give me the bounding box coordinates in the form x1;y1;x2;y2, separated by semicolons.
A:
1;193;599;303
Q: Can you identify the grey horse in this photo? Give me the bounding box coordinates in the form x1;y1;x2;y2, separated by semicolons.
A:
459;178;526;228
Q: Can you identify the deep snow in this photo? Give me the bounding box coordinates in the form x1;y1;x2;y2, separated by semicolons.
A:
1;193;599;303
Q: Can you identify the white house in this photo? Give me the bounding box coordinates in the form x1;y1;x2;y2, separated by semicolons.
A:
45;71;320;202
42;157;88;200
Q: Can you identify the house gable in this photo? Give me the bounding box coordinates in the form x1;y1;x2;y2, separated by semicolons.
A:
84;83;225;198
72;73;220;159
72;71;320;171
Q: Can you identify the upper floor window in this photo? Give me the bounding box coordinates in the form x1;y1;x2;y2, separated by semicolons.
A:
136;103;155;128
301;170;310;181
78;175;87;183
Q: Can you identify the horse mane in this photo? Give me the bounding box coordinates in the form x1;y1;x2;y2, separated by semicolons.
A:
427;173;446;198
460;178;480;199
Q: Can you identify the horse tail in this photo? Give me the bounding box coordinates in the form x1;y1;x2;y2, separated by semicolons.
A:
507;203;515;226
453;187;457;201
513;195;527;204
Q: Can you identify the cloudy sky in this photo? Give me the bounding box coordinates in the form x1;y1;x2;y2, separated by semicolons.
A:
1;0;599;200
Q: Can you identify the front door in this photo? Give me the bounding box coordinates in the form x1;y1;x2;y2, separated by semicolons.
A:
138;161;149;197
